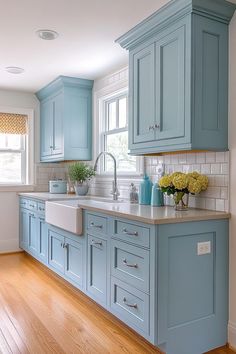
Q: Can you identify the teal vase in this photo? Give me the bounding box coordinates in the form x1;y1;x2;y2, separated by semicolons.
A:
139;174;153;205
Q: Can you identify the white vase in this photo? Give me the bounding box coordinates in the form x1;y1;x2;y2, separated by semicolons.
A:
74;182;89;196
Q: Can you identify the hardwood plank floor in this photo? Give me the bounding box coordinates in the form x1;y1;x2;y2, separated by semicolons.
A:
0;252;235;354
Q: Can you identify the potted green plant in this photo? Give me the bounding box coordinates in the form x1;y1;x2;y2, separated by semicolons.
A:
68;162;95;196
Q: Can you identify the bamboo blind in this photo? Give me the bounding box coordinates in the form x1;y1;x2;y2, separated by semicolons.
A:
0;113;28;135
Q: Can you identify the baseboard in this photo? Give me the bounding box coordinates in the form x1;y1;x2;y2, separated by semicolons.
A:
0;238;21;254
228;322;236;350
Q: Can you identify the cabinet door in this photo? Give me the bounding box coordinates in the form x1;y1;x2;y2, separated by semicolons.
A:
155;25;186;141
132;43;155;144
87;235;107;304
40;99;53;158
65;238;83;287
52;92;63;157
28;212;38;255
38;217;48;264
48;230;65;274
19;208;29;250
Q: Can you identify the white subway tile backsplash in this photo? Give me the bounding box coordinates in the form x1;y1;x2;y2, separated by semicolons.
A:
206;152;216;163
145;152;229;212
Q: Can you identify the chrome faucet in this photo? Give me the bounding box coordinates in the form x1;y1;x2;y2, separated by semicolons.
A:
94;152;120;201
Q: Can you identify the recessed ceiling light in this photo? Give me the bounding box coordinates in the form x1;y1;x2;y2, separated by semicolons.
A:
5;66;24;74
36;29;59;40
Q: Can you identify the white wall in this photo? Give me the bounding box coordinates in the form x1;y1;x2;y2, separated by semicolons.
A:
228;2;236;347
0;89;39;253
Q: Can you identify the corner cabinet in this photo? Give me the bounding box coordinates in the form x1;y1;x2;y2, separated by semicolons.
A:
117;0;236;154
36;76;93;162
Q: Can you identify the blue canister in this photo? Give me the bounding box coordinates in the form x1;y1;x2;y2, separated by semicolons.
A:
151;183;164;207
139;174;153;205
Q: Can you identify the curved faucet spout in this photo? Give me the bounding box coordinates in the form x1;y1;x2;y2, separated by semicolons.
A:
94;152;119;201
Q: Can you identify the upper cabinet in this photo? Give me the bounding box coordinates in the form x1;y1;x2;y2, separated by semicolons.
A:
116;0;236;155
36;76;93;162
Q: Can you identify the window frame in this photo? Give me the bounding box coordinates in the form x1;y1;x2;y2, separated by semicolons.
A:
97;89;143;177
0;106;34;187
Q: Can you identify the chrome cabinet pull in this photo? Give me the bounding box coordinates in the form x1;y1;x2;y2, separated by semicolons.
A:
91;240;102;246
122;258;138;268
90;222;103;229
39;207;44;211
39;217;44;221
29;212;35;218
29;204;35;208
122;228;138;236
149;125;154;131
154;124;160;130
63;243;68;249
123;297;137;309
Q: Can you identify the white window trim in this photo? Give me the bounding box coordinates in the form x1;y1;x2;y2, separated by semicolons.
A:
0;106;34;189
93;68;144;178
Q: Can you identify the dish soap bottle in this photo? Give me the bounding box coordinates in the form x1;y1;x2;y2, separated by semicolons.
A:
129;183;139;204
139;174;153;205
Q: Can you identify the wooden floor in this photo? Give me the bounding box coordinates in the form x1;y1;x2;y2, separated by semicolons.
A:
0;253;235;354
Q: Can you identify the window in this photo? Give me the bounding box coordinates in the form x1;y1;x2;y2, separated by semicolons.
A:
100;93;139;174
0;112;28;184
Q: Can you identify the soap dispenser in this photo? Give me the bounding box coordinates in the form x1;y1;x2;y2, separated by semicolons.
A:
151;182;164;207
139;174;153;205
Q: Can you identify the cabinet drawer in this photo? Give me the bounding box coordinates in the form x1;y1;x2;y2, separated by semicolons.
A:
111;239;150;293
20;198;28;208
111;277;149;335
113;220;150;248
28;200;38;211
87;213;107;235
37;202;45;215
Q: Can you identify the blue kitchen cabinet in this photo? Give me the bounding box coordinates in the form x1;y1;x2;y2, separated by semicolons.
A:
38;216;48;264
28;211;38;256
87;234;107;305
48;226;85;289
117;0;236;154
48;230;65;273
19;207;29;250
36;76;93;162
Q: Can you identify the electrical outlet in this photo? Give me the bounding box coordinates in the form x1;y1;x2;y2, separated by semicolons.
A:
197;241;211;256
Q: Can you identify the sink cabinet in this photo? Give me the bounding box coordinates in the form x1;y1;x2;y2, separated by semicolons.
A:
36;76;93;162
117;0;236;154
19;197;229;354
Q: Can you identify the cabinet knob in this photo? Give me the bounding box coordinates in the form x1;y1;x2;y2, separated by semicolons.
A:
154;124;160;130
148;125;154;131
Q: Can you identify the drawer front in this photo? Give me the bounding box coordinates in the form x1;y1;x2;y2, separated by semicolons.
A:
113;220;150;248
111;239;150;293
20;198;28;208
28;200;38;212
37;202;45;215
87;213;107;235
111;277;149;335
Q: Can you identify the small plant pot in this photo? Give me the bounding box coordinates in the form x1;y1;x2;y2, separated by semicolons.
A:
74;183;89;196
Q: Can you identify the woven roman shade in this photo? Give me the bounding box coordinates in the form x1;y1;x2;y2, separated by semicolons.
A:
0;113;28;134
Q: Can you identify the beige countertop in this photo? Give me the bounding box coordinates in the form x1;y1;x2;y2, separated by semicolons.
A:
45;197;230;225
19;192;81;201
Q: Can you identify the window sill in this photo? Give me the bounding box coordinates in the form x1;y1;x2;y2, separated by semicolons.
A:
0;184;35;192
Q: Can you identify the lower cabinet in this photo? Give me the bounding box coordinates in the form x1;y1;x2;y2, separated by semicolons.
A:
48;229;84;288
87;234;107;305
19;199;229;354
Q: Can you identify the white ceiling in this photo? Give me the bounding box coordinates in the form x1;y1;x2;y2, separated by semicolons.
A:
0;0;169;93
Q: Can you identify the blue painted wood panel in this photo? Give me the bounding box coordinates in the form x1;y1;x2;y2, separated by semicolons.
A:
19;208;29;250
38;217;48;264
40;98;53;158
48;230;65;274
113;219;150;248
52;91;63;157
111;239;150;293
87;234;107;304
132;43;155;144
192;15;228;150
65;237;83;287
28;212;38;255
157;220;229;354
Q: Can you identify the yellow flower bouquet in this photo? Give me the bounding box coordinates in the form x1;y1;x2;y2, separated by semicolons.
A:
159;171;208;210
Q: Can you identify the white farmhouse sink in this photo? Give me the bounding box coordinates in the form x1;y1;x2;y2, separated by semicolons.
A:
46;200;83;235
